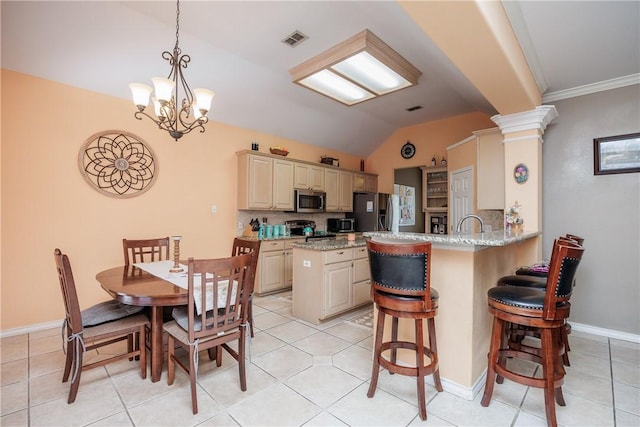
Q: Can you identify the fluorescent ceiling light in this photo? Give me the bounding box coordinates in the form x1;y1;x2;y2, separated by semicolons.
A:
289;30;421;106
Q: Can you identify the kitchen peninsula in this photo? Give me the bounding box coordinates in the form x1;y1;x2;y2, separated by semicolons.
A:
361;230;540;398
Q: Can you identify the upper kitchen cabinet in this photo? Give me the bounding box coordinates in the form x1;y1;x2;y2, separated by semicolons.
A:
353;173;378;193
423;166;448;212
294;163;325;191
237;152;294;210
325;169;353;212
475;128;504;210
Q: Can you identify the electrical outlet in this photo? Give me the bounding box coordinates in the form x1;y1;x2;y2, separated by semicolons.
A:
211;205;217;214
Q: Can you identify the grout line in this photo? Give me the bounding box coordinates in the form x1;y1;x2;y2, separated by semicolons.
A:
608;338;617;426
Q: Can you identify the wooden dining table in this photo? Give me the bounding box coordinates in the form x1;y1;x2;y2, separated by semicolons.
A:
96;264;187;382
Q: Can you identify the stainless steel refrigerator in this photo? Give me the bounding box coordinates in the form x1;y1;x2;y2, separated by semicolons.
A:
349;192;394;232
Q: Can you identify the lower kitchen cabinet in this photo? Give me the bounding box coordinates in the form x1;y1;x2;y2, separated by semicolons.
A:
292;244;371;325
254;238;303;295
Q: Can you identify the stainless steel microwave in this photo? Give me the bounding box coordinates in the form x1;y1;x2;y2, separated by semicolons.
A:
327;218;355;233
294;189;326;213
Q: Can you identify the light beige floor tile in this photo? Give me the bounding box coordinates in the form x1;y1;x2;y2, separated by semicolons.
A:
292;331;351;356
29;366;111;406
427;391;518;426
563;369;613;406
264;320;318;343
198;412;241;426
482;377;529;409
0;380;28;415
522;387;615;426
328;382;421;426
0;338;28;363
1;358;28;386
332;345;374;381
303;410;348;426
612;360;640;387
274;306;294;319
29;327;59;341
568;335;610;360
198;363;277;408
565;350;612;379
253;296;292;312
29;334;62;357
251;345;312;380
29;349;72;378
611;342;640;367
249;331;286;357
86;411;134;426
0;408;27;426
286;365;363;408
616;408;640;427
228;382;321;426
570;329;609;343
511;410;549;426
112;366;188;407
610;338;640;352
613;381;640;415
373;369;439;408
128;386;221;426
408;410;456;426
29;381;125;426
324;322;372;343
253;312;292;331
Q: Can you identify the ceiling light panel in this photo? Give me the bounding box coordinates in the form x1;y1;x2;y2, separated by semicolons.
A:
289;30;421;106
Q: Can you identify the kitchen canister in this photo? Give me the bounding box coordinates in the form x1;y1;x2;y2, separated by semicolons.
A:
266;225;273;238
273;225;280;237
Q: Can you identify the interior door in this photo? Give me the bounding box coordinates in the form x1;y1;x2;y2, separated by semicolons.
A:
450;167;474;233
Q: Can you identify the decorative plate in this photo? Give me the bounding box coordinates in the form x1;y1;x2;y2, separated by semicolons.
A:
514;163;529;184
78;130;158;198
401;141;416;159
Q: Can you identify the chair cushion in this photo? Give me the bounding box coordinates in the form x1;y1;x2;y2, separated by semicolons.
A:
172;306;216;332
487;286;546;310
515;266;549;277
497;275;547;289
81;300;144;327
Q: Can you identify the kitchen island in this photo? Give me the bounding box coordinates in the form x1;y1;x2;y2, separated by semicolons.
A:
362;230;540;399
291;238;372;325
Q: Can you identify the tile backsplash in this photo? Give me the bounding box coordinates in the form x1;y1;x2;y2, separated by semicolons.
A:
477;209;505;231
237;211;346;234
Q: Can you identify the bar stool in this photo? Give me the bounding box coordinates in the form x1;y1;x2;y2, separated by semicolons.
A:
498;234;584;365
366;239;442;421
481;239;584;427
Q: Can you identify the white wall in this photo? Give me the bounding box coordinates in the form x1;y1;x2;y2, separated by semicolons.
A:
542;85;640;335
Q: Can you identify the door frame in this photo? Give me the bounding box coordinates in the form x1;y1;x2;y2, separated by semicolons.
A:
449;166;474;234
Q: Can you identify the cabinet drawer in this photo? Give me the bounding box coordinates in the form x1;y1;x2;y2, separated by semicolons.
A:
352;257;370;283
261;240;285;252
323;248;352;264
352;246;368;260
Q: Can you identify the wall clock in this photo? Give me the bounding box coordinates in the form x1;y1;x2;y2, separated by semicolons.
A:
78;130;158;198
401;141;416;159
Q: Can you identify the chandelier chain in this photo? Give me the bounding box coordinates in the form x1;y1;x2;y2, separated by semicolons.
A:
174;0;181;54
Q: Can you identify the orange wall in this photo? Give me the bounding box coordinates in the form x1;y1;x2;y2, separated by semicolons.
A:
366;113;494;193
1;70;494;331
0;70;359;330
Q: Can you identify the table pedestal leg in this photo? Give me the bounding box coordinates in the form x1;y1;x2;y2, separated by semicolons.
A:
150;306;164;382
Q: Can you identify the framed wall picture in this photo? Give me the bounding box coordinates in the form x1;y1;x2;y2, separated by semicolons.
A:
593;132;640;175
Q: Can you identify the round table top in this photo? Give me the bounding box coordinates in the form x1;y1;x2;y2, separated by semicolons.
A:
96;265;188;307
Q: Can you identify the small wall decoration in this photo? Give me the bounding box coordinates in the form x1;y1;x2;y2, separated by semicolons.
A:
78;130;158;198
394;184;415;226
401;141;416;159
593;132;640;175
513;163;529;184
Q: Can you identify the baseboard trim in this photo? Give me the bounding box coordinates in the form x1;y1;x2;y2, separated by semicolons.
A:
570;322;640;344
1;319;62;338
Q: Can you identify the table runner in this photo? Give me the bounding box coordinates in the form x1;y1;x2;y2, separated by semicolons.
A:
134;260;237;314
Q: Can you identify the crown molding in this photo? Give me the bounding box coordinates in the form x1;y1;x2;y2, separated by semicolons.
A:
542;74;640;103
491;105;558;135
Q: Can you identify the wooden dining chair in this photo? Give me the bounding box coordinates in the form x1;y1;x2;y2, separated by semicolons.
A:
163;252;256;414
122;237;170;265
231;238;261;337
54;248;149;404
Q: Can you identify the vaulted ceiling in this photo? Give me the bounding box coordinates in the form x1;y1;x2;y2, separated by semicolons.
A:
2;1;638;156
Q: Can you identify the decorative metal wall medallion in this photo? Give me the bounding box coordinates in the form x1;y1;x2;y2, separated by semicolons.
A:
78;130;158;198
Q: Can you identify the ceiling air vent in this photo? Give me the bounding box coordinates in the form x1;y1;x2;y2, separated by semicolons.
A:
282;30;308;47
406;105;423;112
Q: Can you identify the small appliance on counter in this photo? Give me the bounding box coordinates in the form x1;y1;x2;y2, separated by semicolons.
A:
285;220;336;241
327;218;355;233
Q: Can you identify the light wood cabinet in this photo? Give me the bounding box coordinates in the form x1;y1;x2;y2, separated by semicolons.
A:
292;245;371;324
338;171;354;212
294;163;325;191
255;238;303;295
324;169;339;211
237;153;294;211
475;128;504;210
423;166;448;213
353;173;378;193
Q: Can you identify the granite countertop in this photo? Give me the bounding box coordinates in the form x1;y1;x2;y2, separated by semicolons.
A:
363;230;540;248
291;237;368;251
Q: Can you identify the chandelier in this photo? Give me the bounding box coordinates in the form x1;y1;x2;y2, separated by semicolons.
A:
129;0;214;141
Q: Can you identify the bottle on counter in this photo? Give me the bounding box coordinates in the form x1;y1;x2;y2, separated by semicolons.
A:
431;155;437;166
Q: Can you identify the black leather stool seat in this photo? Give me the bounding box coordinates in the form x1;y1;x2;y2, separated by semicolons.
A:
377;288;439;302
488;286;545;309
515;266;549;277
497;274;547;289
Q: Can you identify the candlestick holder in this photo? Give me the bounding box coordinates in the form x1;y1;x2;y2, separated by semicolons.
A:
169;235;184;273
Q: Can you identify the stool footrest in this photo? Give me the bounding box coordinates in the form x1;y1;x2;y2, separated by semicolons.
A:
377;341;438;377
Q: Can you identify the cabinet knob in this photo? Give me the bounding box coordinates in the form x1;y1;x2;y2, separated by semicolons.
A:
337;251;344;255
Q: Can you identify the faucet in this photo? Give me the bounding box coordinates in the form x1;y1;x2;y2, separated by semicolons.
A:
456;214;485;233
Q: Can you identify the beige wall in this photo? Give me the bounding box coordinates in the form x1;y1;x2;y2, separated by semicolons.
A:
0;70;360;330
